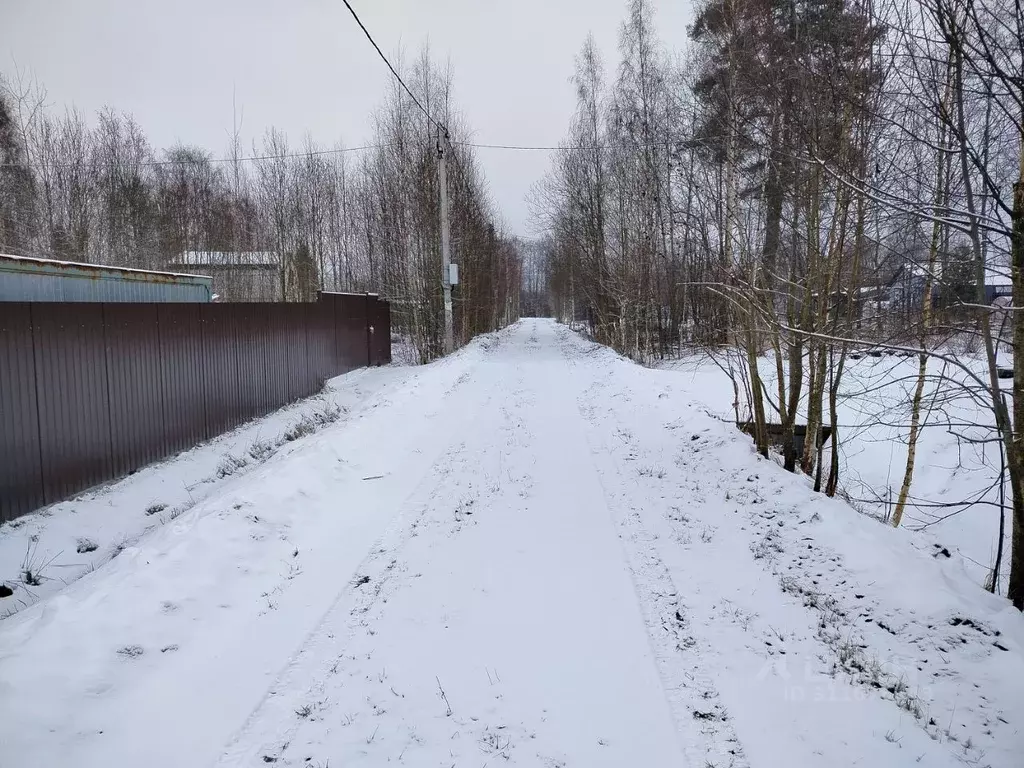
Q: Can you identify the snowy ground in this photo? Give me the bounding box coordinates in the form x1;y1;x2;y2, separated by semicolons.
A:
657;348;1014;594
0;365;410;617
0;319;1021;767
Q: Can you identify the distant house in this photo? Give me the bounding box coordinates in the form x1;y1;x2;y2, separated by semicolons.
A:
984;268;1013;303
855;283;891;324
167;251;282;302
888;260;1012;311
887;264;942;312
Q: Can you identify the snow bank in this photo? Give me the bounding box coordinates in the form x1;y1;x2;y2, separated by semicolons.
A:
0;365;411;618
595;336;1024;766
657;350;1015;594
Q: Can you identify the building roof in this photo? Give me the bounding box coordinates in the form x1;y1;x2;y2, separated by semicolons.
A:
319;290;380;299
889;263;942;283
172;251;281;269
0;253;213;302
1;252;208;281
985;265;1012;287
891;260;1012;288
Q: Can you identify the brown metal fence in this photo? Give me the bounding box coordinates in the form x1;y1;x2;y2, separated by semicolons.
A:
0;292;391;522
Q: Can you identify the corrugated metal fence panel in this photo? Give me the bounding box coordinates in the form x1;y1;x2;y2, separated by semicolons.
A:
158;304;207;455
332;294;367;373
1;296;391;520
362;292;374;368
235;304;265;422
370;299;391;365
324;294;342;372
255;305;277;417
320;293;342;372
33;304;113;504
104;304;166;478
234;304;255;421
264;304;294;408
306;301;335;387
286;304;312;401
367;300;380;366
0;304;44;521
380;299;392;364
200;303;243;439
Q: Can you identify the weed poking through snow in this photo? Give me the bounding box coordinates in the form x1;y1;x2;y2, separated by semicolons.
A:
282;401;343;443
216;453;249;479
436;676;453;716
20;540;60;587
109;536;131;559
248;438;277;462
75;537;98;554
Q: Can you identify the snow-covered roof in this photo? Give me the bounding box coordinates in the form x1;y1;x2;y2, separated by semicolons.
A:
899;263;943;279
985;265;1011;287
173;251;280;268
320;290;380;299
893;260;1012;288
0;252;209;281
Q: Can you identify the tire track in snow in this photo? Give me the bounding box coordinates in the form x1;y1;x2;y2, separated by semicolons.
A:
213;356;503;767
556;325;750;768
210;329;539;766
223;321;693;766
214;438;477;766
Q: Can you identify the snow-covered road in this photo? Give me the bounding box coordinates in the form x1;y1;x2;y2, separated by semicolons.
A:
215;318;689;767
1;319;1022;767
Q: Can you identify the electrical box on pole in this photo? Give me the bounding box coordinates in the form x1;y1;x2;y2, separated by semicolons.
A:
448;263;459;286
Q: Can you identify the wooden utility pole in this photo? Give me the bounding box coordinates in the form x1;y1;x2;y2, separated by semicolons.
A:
438;131;454;355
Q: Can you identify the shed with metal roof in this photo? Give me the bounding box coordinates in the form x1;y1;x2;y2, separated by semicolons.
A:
0;254;213;303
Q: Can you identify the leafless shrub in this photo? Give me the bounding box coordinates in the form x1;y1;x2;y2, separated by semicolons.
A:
216;453;249;478
248;438;277;462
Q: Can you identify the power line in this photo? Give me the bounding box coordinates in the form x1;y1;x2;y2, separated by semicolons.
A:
0;142;392;170
456;142;565;152
0;137;563;173
340;0;445;132
0;135;704;171
456;138;700;152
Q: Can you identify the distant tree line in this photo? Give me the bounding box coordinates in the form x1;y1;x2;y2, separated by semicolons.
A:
0;48;521;362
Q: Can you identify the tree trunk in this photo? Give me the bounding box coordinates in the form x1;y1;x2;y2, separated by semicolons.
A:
1008;169;1024;608
892;59;951;527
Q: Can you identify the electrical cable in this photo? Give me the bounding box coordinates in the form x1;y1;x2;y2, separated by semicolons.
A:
339;0;446;132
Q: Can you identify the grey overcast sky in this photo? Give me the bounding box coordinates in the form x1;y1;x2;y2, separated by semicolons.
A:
3;0;691;235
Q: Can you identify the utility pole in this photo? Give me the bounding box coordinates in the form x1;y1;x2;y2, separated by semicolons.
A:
438;129;454;354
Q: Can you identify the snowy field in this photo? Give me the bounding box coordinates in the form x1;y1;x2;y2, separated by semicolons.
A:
0;319;1021;767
